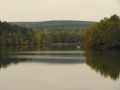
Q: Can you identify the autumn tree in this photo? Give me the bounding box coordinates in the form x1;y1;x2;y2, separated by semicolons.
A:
83;14;120;49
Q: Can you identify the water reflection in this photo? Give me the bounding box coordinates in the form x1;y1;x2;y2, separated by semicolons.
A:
0;47;120;80
0;47;86;69
86;50;120;80
0;51;18;69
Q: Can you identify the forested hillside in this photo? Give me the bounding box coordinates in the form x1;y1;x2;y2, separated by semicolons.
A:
10;20;95;30
1;15;120;49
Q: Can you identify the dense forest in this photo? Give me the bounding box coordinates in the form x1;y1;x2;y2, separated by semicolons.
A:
39;29;82;49
0;21;82;48
83;14;120;49
0;21;34;46
0;14;120;49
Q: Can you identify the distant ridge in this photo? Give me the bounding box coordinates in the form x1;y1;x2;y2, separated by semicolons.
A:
9;20;95;30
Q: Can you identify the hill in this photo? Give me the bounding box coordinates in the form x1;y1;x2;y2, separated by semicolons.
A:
9;20;95;30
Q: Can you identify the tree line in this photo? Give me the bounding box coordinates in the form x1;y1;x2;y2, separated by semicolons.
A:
0;14;120;49
0;21;82;48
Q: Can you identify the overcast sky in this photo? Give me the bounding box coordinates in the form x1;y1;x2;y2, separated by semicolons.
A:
0;0;120;22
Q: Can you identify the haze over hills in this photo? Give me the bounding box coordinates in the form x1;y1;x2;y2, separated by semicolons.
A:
9;20;95;30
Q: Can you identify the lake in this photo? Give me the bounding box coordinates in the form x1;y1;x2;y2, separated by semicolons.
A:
0;46;120;90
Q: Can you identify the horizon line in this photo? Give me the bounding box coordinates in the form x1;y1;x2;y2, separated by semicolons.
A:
7;20;97;22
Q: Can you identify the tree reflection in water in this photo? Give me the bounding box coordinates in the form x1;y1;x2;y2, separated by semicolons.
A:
86;50;120;80
0;46;84;69
0;46;120;80
0;46;33;69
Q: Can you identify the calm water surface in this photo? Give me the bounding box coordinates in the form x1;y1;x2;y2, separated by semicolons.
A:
0;47;120;90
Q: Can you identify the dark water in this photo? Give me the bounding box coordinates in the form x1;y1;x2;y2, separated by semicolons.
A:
0;46;120;90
